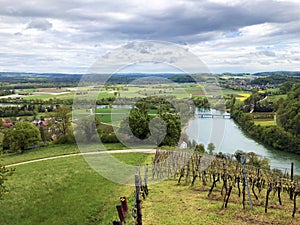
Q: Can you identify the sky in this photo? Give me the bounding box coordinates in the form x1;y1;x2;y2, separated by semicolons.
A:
1;0;300;74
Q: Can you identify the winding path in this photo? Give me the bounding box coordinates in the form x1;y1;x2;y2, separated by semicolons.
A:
6;149;156;168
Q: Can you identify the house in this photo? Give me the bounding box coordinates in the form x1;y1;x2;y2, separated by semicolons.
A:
178;140;188;149
1;119;13;128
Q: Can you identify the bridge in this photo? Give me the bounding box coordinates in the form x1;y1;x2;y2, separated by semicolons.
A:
195;113;231;119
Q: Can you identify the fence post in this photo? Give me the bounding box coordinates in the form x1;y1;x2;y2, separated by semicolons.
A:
120;196;128;213
290;162;294;200
135;173;142;225
291;162;294;182
241;154;253;210
144;164;149;196
116;205;126;223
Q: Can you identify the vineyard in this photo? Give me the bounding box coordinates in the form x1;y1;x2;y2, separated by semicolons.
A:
150;150;300;219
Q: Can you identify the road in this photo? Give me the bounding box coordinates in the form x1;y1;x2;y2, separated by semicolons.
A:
6;149;156;168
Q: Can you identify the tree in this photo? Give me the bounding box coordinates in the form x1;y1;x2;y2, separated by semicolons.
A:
149;117;167;146
119;109;181;147
234;150;269;169
74;116;98;143
159;113;181;147
195;144;205;154
3;122;41;153
280;81;293;94
277;84;300;137
49;105;71;136
207;142;216;155
128;107;150;140
39;126;48;144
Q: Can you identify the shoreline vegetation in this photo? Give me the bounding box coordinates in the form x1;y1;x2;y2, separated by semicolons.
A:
229;84;300;154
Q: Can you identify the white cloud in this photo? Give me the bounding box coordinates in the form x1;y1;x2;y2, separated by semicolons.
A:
0;0;299;73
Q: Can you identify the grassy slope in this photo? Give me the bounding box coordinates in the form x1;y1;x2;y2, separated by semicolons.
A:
1;152;150;225
143;179;300;225
1;143;127;166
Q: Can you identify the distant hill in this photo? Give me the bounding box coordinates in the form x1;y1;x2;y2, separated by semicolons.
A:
251;75;300;85
253;71;300;76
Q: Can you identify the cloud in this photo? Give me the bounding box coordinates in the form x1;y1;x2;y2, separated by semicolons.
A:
26;19;52;31
0;0;299;73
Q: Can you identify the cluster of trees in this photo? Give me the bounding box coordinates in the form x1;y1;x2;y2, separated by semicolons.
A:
243;90;275;112
232;108;299;153
0;104;61;117
277;84;300;137
192;96;210;109
0;105;75;152
0;90;14;96
230;85;300;153
194;142;216;155
234;150;270;169
0;98;74;106
251;74;300;85
118;102;181;147
2;122;41;153
168;74;196;83
0;72;80;89
0;106;37;117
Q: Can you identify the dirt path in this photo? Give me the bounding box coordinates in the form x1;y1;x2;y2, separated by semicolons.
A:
6;149;156;168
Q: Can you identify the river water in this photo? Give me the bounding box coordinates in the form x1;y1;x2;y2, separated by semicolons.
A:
186;109;300;174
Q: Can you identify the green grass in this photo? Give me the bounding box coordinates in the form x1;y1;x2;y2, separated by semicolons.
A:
95;108;128;124
1;152;151;225
24;94;74;100
143;179;300;225
1;143;128;166
268;94;287;101
253;120;275;126
1;144;79;165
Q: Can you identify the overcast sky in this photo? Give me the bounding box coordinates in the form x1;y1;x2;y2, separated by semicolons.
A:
1;0;300;74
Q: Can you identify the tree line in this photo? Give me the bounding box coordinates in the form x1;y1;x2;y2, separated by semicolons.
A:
230;83;300;153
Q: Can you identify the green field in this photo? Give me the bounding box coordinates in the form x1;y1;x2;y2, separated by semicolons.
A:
95;108;128;124
24;92;74;100
1;149;150;225
253;120;275;126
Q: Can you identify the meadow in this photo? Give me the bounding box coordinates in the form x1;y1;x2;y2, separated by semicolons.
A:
1;146;150;225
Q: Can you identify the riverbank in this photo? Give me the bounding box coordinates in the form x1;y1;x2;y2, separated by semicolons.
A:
186;109;300;174
231;109;300;154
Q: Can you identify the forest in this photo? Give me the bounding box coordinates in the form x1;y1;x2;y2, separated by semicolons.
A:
231;84;300;153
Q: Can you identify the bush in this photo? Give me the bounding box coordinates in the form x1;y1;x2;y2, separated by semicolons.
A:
100;133;119;143
54;134;76;144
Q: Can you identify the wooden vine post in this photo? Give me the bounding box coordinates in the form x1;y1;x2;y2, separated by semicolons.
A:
135;172;142;225
290;162;294;200
241;153;253;210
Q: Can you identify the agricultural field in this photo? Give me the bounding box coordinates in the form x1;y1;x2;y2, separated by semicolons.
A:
253;120;275;126
1;146;150;225
235;93;251;102
94;107;129;124
245;112;276;127
23;88;75;100
0;83;252;102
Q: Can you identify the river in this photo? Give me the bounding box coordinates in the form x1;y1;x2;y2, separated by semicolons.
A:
186;109;300;174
